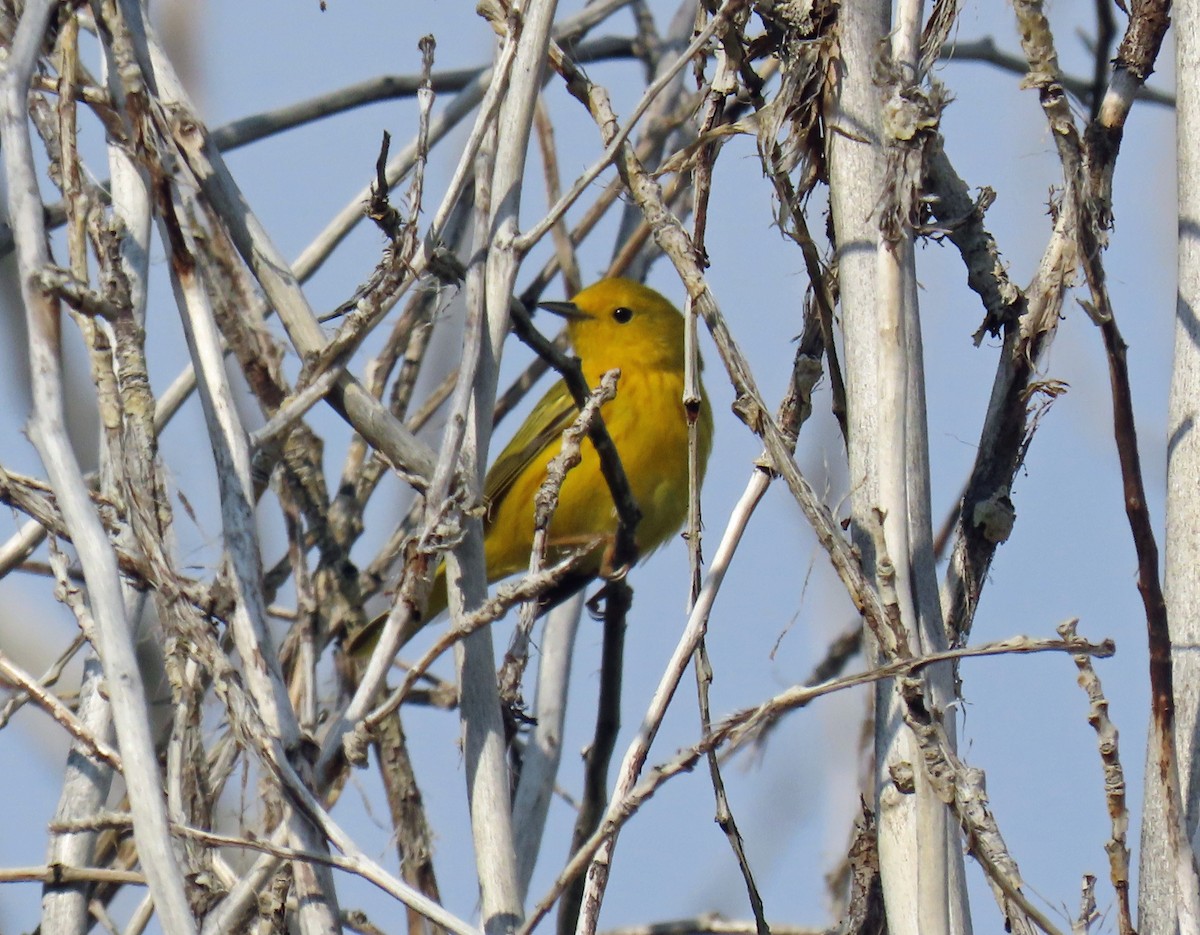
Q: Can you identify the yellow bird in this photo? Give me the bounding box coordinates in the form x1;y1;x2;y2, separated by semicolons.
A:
349;277;713;656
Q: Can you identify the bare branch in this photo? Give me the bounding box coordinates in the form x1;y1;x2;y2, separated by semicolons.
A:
3;1;196;927
1060;619;1134;934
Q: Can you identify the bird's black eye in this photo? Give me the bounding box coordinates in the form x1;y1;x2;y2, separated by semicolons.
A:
612;306;633;324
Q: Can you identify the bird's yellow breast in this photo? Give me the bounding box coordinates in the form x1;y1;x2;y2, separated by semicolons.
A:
482;364;709;581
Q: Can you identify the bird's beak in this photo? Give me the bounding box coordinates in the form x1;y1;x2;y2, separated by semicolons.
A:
538;300;588;321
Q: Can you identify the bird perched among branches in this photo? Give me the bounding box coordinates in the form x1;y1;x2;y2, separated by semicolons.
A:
346;277;713;657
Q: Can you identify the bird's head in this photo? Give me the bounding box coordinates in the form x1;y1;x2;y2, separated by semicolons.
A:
538;278;688;375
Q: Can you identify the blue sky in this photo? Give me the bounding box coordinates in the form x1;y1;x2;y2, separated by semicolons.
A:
0;0;1180;931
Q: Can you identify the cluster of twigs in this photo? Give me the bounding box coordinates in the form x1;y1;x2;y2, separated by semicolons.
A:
0;0;1185;933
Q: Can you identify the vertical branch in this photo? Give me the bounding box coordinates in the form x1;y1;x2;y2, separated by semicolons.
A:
1060;620;1134;935
1159;0;1200;904
440;110;519;935
40;16;123;932
451;0;568;928
1081;269;1200;933
826;0;967;928
822;0;889;714
512;593;584;901
872;0;969;929
41;657;119;933
1;1;196;931
686;10;768;932
1147;45;1200;902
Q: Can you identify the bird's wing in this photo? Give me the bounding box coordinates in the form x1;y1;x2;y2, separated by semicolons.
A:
482;378;579;526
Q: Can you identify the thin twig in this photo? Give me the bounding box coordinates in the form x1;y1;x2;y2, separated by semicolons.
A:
1059;619;1133;934
687;12;768;932
0;650;122;768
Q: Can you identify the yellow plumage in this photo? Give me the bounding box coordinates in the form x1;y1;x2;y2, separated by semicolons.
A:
349;277;712;655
